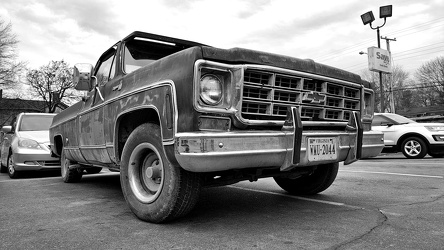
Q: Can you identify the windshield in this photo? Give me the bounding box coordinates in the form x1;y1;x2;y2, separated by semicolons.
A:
382;113;416;124
19;115;55;131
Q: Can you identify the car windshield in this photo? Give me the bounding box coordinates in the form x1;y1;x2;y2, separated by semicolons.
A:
383;113;416;124
19;115;54;131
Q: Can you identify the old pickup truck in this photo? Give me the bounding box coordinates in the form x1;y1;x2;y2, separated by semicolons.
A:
50;31;377;223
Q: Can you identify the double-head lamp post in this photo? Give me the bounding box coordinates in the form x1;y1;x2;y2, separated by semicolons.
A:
361;5;392;112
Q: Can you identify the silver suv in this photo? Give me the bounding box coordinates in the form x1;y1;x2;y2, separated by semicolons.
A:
372;113;444;159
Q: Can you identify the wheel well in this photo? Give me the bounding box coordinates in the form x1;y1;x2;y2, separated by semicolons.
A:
116;108;160;163
396;133;429;150
53;135;63;156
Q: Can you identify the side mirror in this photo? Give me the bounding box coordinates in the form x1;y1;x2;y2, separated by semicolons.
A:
73;63;94;91
1;126;12;134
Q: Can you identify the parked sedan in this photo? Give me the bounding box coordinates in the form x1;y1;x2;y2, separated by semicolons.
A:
372;113;444;159
0;113;61;178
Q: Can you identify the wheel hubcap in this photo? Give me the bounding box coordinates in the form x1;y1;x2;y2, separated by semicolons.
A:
128;143;164;203
142;154;162;193
8;156;15;175
404;140;421;156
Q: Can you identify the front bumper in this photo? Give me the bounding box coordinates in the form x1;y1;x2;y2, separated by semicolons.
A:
361;130;384;158
174;110;363;173
13;148;61;171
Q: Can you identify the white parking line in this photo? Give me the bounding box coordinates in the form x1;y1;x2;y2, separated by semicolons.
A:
340;170;443;179
229;185;363;209
0;176;61;183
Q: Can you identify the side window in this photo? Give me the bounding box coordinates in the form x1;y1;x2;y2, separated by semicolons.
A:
95;47;117;86
372;116;390;126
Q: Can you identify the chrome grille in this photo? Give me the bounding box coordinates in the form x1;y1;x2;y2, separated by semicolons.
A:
241;70;361;122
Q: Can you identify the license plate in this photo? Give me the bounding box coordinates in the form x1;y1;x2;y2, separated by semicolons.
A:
307;137;338;161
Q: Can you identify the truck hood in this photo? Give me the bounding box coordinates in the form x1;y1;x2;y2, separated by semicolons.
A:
201;46;362;83
17;131;50;143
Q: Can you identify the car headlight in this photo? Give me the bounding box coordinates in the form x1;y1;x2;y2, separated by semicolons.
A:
200;74;222;105
18;138;42;149
425;126;444;132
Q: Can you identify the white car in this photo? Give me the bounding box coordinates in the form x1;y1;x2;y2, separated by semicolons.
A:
0;113;61;178
372;113;444;159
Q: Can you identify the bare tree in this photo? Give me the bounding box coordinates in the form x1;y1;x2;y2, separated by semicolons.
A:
26;60;77;113
360;64;409;112
415;56;444;105
0;18;26;88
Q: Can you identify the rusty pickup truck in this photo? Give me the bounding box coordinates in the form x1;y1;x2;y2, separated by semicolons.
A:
49;31;377;223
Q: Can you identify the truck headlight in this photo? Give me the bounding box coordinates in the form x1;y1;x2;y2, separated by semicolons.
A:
18;138;42;149
200;74;222;105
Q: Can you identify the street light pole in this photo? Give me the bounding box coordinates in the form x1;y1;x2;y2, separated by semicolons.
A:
376;27;384;112
360;5;393;113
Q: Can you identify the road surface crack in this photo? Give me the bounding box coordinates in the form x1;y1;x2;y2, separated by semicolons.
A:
329;208;388;250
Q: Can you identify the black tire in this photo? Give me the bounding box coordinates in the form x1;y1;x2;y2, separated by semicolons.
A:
401;137;427;159
85;167;102;174
274;163;339;195
61;149;83;183
7;153;20;179
120;123;202;223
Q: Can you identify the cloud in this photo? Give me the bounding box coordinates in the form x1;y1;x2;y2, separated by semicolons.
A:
37;0;122;39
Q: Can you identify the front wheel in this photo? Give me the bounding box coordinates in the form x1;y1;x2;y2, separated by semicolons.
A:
7;153;19;179
274;163;339;195
120;123;201;223
401;137;427;159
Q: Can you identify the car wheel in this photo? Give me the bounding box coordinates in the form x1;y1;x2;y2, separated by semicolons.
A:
7;153;20;179
274;163;339;195
85;167;102;174
401;137;427;159
120;123;202;223
61;149;83;183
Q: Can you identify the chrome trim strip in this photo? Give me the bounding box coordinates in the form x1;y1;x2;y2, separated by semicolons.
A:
78;80;175;116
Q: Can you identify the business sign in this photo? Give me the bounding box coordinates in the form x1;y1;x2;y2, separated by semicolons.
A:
367;47;392;74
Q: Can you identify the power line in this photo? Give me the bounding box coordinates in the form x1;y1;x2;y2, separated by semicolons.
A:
385;17;444;37
315;16;444;63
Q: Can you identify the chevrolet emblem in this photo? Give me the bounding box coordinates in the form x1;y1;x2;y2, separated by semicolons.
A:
302;91;326;104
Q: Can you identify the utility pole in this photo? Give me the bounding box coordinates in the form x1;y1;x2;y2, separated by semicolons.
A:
381;36;396;113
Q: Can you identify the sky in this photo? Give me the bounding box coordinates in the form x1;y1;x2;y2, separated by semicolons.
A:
1;0;444;79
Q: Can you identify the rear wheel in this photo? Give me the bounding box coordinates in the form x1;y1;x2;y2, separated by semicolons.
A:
61;150;83;183
401;137;427;159
7;153;19;179
274;163;339;195
120;123;202;223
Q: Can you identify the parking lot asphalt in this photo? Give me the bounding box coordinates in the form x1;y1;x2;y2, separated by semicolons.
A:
0;153;443;249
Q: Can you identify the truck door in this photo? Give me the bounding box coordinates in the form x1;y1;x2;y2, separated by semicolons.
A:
78;46;117;165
